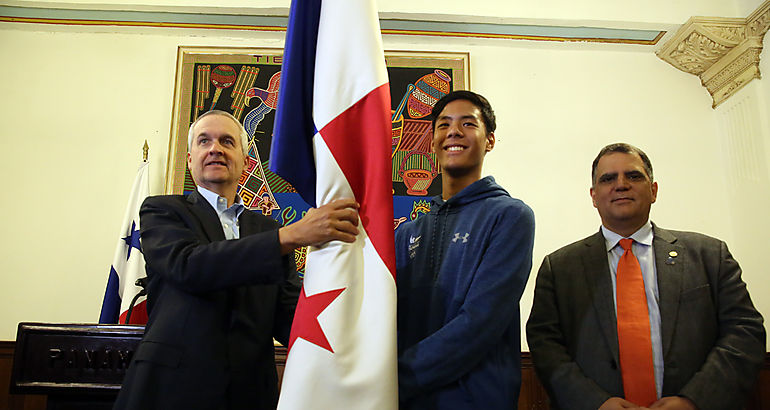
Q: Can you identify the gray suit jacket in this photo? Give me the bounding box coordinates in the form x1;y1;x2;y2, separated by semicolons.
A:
526;224;765;410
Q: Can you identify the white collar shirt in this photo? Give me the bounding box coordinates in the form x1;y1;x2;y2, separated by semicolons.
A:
197;186;246;240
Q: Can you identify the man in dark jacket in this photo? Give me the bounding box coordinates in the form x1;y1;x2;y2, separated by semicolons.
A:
396;91;536;409
527;143;765;410
114;110;360;410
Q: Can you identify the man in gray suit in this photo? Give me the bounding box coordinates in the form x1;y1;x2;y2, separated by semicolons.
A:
527;143;765;410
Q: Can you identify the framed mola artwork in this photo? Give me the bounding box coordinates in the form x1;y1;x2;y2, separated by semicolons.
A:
166;46;469;275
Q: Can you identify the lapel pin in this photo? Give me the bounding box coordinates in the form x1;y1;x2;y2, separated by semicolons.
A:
666;250;678;265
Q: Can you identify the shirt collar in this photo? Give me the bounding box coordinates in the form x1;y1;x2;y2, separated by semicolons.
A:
601;220;653;252
196;186;245;216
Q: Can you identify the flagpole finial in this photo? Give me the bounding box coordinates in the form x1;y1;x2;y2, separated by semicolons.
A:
143;140;149;162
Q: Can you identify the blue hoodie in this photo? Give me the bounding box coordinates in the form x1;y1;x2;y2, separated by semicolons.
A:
396;176;535;409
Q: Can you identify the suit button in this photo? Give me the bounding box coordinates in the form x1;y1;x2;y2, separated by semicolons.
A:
610;359;617;369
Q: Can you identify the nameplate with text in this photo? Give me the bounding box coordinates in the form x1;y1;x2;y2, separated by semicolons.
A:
11;323;145;394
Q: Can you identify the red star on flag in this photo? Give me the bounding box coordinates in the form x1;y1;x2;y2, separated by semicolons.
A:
288;287;345;353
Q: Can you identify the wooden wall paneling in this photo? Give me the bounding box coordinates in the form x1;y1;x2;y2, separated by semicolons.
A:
2;341;768;409
1;341;46;410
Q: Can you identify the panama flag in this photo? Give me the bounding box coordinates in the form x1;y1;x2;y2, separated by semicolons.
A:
270;0;397;408
98;161;150;325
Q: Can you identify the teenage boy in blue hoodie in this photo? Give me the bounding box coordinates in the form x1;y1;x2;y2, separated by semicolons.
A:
395;90;536;409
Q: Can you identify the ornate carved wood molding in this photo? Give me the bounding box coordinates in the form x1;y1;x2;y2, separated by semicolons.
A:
657;1;770;108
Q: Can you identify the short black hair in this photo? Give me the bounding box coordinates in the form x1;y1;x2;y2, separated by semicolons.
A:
591;143;654;185
430;90;496;135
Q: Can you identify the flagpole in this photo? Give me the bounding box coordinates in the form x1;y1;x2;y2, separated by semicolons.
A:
143;140;149;162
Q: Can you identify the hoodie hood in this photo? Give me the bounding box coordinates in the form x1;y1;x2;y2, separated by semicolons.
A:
431;176;510;209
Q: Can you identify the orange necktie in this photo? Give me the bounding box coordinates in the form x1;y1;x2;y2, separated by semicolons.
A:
616;238;656;406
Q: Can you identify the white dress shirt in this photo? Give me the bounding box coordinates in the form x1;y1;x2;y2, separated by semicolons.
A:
197;186;246;240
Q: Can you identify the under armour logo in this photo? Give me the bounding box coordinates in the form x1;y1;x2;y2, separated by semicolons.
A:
452;232;469;243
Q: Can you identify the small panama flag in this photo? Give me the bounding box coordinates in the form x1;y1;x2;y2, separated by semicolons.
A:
269;0;398;409
99;161;150;325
